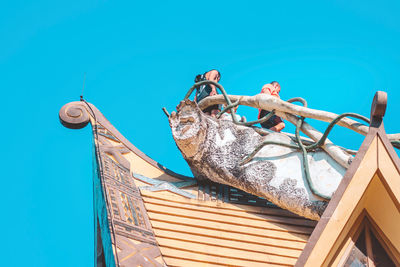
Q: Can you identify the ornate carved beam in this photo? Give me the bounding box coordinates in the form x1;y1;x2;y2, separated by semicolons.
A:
59;101;166;267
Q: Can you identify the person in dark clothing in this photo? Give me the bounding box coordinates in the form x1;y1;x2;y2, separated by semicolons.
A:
258;81;285;132
194;69;221;117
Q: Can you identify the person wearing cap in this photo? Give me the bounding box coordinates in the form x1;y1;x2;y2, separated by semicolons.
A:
194;69;221;117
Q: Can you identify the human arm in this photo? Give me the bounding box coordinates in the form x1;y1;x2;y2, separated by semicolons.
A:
206;70;220;96
209;86;218;96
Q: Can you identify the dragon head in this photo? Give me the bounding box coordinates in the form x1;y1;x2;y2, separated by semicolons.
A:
169;99;208;159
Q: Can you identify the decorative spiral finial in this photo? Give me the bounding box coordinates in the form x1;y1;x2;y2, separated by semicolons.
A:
59;101;90;129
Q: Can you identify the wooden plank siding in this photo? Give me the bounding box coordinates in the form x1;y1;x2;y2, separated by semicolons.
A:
141;191;316;266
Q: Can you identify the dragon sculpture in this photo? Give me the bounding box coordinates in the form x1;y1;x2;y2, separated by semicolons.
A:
166;82;399;220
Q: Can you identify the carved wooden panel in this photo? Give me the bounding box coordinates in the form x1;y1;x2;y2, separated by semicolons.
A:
95;127;165;266
116;237;164;267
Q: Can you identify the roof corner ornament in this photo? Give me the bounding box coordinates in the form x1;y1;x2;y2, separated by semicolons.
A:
59;101;90;129
370;91;387;127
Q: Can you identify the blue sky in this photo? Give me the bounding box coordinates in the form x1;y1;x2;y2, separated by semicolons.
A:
2;1;400;266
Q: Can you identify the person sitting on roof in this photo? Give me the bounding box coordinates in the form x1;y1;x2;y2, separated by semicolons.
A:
258;81;285;132
194;69;221;117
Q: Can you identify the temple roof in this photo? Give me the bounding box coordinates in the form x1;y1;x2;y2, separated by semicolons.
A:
60;100;317;266
59;91;400;266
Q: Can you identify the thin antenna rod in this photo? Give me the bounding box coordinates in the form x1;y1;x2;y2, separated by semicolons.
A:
80;72;87;101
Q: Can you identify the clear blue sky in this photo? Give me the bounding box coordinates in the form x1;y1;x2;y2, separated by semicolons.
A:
2;1;400;266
